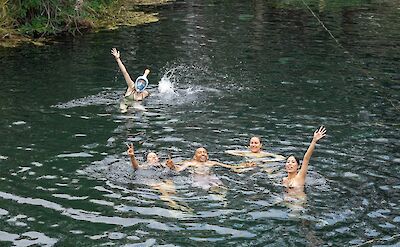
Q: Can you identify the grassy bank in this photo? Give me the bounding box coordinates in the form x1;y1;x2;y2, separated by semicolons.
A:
0;0;172;47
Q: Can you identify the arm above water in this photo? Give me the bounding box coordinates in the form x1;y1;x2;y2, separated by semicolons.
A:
165;158;177;170
297;126;327;180
126;143;140;170
111;48;135;95
172;160;193;172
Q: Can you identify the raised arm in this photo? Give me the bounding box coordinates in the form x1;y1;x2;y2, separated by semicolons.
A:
126;143;140;170
164;155;181;171
111;48;135;96
297;126;326;179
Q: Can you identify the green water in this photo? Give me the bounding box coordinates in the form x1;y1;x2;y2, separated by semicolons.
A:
0;0;399;246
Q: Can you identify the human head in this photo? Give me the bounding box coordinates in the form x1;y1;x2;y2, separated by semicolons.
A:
249;136;262;153
136;79;146;92
193;147;209;162
146;152;159;164
285;155;300;173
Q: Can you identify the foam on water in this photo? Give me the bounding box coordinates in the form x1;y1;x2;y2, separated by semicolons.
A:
52;90;121;109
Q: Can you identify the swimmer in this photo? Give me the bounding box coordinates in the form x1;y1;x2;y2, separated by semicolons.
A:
249;136;262;153
126;144;190;211
126;143;174;170
283;126;327;188
167;147;256;191
225;136;285;165
171;147;256;172
111;48;149;101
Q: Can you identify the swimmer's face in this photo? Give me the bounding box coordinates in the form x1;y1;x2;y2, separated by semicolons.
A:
147;152;159;164
249;137;262;153
286;156;299;173
194;148;209;162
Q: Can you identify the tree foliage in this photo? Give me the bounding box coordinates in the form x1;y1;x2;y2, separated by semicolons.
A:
2;0;115;36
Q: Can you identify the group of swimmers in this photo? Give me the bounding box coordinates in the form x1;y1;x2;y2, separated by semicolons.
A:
126;127;326;189
111;47;327;194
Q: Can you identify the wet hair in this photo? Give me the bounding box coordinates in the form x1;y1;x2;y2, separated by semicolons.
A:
250;136;262;144
287;154;300;166
194;147;207;153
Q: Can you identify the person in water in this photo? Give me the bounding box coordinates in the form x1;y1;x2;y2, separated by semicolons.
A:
248;136;282;173
168;147;256;190
249;136;263;153
283;126;327;188
225;136;285;173
172;147;256;171
127;143;174;170
111;48;149;101
126;144;190;211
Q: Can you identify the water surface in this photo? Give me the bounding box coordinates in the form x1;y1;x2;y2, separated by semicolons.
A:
0;0;399;246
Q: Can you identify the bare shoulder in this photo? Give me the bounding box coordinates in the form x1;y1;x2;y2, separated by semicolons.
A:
180;160;196;166
206;161;220;166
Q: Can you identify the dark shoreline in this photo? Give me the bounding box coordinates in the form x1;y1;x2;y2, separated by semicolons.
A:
0;0;174;48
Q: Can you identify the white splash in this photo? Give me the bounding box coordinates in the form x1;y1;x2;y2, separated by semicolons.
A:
158;76;175;95
158;67;178;95
155;64;222;105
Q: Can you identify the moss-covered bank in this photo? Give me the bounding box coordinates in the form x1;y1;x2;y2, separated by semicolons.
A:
0;0;172;47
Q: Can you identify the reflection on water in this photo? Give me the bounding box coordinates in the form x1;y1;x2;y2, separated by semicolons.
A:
0;0;399;246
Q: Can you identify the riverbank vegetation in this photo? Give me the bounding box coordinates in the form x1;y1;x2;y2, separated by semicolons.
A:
0;0;171;47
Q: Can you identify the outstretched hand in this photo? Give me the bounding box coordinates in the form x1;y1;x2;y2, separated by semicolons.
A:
313;126;327;142
126;143;135;157
111;48;120;60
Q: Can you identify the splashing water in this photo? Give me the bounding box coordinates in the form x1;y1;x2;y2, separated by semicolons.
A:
158;74;176;95
52;64;222;110
156;64;222;104
157;65;193;95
